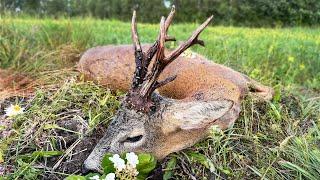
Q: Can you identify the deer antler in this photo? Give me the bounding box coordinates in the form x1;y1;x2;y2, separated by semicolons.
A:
127;7;213;112
131;6;176;89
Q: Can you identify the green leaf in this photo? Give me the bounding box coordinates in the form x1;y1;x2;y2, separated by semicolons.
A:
101;153;116;174
136;153;157;180
219;167;232;175
272;84;281;102
269;102;281;121
31;151;63;158
120;152;127;161
279;161;317;180
44;124;81;134
186;151;215;172
65;175;86;180
0;151;4;163
18;150;63;161
163;157;177;180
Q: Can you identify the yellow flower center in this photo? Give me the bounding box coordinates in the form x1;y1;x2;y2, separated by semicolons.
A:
13;105;21;111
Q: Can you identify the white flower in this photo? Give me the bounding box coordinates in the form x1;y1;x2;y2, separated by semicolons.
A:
5;104;25;117
104;173;115;180
126;152;139;168
109;154;126;171
89;175;100;180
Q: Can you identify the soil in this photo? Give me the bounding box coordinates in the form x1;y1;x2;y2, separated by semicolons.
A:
42;120;107;179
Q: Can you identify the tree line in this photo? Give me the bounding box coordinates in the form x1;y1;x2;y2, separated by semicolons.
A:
1;0;320;27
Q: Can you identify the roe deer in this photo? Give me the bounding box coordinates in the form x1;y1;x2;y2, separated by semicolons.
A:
79;7;274;173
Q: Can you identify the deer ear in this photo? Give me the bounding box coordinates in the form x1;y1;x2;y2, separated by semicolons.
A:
168;100;233;130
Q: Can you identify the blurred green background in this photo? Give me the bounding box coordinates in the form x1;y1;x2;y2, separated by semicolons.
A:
1;0;320;27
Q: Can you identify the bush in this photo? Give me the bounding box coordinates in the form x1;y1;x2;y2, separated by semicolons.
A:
1;0;320;27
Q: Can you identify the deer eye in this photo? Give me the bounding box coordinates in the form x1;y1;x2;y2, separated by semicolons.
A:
125;135;143;143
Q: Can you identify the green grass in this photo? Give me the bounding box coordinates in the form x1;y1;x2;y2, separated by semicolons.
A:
0;17;319;179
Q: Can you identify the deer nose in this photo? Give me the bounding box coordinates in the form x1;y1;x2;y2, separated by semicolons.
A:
81;164;89;174
81;164;97;175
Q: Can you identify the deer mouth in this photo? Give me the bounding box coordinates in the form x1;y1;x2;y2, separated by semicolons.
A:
82;152;106;174
82;140;111;174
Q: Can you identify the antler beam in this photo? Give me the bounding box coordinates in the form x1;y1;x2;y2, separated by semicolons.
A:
144;6;176;64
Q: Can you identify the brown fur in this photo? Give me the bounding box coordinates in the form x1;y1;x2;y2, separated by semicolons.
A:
78;44;273;103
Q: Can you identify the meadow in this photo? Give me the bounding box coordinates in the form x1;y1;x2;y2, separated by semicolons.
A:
0;17;320;179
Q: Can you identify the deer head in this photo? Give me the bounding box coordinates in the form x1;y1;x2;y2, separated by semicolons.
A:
83;7;233;173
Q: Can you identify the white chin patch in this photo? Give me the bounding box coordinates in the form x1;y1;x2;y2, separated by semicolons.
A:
83;157;102;172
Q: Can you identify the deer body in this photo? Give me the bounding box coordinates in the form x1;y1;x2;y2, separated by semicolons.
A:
79;44;273;101
81;7;273;173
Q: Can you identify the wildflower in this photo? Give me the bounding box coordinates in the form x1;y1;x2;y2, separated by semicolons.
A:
287;56;295;62
104;173;115;180
126;152;139;168
109;154;126;171
4;104;25;117
89;175;100;180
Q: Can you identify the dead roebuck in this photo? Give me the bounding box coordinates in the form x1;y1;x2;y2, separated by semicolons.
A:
79;7;274;173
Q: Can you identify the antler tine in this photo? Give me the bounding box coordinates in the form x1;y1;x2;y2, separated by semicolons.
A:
131;10;142;52
145;6;176;62
156;17;166;63
164;15;213;64
131;10;147;88
140;17;166;97
164;5;176;34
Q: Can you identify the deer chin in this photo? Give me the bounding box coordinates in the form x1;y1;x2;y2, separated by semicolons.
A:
82;136;111;173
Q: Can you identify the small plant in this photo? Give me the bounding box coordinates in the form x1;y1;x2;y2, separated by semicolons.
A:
66;152;156;180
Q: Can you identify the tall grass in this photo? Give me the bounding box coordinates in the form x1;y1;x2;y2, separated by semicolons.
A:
1;17;320;90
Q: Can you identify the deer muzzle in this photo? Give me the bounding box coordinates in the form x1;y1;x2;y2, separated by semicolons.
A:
82;135;112;173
